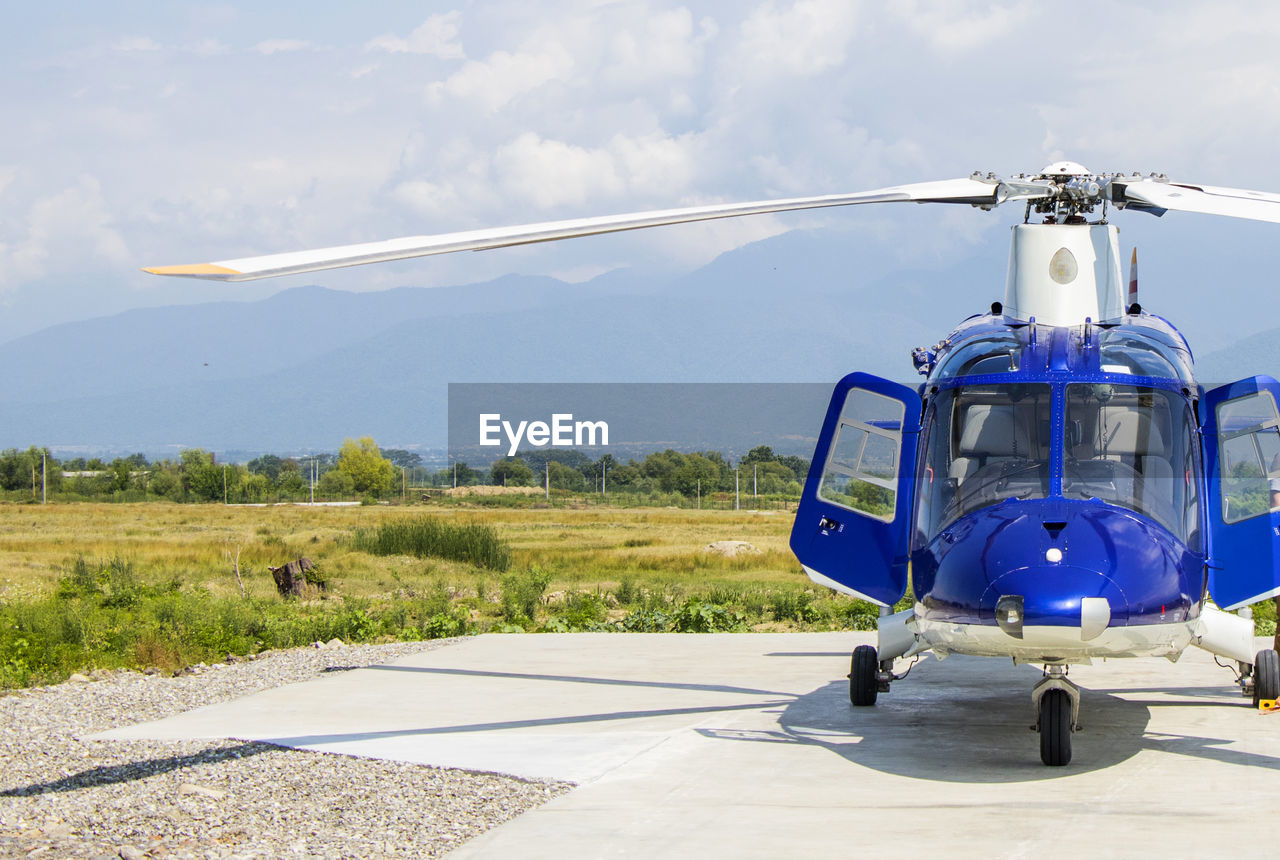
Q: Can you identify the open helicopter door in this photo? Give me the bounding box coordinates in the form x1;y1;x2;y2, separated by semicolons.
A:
790;373;921;606
1201;376;1280;609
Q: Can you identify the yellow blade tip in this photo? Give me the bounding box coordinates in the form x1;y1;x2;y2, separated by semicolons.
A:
142;263;242;276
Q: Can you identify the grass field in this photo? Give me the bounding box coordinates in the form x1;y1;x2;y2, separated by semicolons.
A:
0;502;802;599
0;500;883;688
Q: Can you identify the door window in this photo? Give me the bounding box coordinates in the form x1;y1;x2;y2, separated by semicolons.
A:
1216;390;1280;523
818;388;904;520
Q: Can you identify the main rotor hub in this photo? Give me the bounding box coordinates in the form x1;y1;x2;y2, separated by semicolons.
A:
1040;161;1092;177
993;164;1171;224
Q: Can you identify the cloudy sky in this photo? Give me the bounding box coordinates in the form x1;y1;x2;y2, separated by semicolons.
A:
6;1;1280;346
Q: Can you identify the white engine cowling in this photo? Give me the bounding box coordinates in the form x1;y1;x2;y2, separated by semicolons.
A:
1003;223;1125;327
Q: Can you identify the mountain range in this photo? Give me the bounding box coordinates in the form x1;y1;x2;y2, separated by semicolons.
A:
1;224;1273;461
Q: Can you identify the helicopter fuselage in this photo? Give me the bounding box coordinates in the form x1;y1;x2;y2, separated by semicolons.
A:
791;307;1274;668
908;312;1204;662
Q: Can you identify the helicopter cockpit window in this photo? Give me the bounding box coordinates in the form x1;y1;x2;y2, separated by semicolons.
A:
1216;390;1280;524
915;383;1051;540
1063;384;1199;542
1096;333;1180;379
818;388;904;521
933;336;1022;379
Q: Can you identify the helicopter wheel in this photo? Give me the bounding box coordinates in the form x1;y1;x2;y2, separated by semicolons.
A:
849;645;878;706
1038;689;1072;767
1253;649;1280;707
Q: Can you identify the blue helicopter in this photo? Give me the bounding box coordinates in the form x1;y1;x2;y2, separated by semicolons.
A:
147;161;1280;767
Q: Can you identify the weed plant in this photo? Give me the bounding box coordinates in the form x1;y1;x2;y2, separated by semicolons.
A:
350;516;511;570
500;567;551;627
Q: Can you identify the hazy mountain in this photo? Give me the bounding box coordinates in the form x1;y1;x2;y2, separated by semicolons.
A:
0;227;1004;456
1196;329;1280;386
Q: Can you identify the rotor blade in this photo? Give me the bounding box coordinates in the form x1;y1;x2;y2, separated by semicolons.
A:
1120;179;1280;224
143;176;1038;281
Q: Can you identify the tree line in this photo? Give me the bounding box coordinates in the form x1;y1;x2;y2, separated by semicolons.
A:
0;436;400;503
452;445;809;498
0;440;810;503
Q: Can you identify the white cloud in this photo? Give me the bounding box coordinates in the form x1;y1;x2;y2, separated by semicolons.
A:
112;36;161;53
738;0;860;76
366;12;465;58
110;35;228;55
495;133;623;208
0;176;129;293
612;132;696;194
428;41;575;112
603;8;717;85
890;0;1031;53
187;39;229;56
392;180;462;218
487;130;698;211
255;39;313;55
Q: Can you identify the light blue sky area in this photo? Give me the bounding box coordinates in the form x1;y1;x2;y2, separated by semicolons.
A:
4;1;1280;350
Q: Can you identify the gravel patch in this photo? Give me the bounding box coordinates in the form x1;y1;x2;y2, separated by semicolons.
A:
0;640;572;858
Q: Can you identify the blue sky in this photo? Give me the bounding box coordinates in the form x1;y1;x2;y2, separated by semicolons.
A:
5;1;1280;348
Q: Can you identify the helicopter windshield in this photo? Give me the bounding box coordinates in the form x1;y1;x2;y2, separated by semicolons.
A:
916;383;1052;539
933;334;1022;379
1062;384;1200;543
1096;331;1181;379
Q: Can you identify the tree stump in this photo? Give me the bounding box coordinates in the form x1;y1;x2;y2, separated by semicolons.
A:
268;557;316;597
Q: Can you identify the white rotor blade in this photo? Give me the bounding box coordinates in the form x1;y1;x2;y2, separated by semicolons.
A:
144;177;1031;281
1121;179;1280;223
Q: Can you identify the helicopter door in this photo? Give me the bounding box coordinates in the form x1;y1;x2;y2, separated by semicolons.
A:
1201;376;1280;610
790;372;922;606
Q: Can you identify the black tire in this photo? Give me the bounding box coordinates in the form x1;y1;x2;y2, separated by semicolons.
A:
849;645;878;706
1039;689;1072;767
1254;649;1280;706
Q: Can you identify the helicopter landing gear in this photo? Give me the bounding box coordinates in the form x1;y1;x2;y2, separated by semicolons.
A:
849;645;879;705
848;645;898;706
1252;649;1280;707
1031;666;1079;767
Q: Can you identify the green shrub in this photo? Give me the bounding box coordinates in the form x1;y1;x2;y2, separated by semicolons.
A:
619;609;670;632
614;578;640;607
55;556;102;600
350;517;510;570
670;600;745;633
770;590;820;623
553;591;608;629
499;567;552;626
841;600;880;631
423;611;471;639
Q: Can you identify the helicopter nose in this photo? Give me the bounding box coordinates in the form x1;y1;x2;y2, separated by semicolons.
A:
981;566;1127;637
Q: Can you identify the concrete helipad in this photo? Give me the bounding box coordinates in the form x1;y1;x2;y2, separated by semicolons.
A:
97;633;1280;857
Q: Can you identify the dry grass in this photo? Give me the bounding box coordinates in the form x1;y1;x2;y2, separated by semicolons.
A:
0;502;801;603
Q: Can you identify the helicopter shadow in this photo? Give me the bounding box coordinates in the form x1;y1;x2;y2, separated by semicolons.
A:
697;655;1280;783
